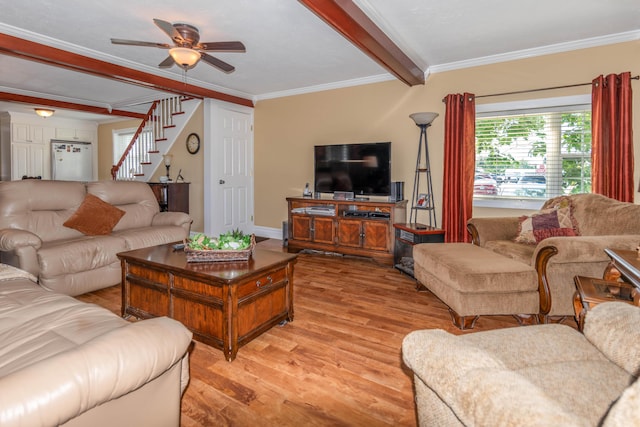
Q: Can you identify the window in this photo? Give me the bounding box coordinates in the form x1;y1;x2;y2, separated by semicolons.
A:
112;127;152;176
474;96;591;208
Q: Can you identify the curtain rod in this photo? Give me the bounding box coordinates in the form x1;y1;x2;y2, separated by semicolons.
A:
442;75;639;102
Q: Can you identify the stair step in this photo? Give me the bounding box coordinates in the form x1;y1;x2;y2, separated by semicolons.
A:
140;162;152;165
156;138;167;142
148;150;159;154
172;111;185;116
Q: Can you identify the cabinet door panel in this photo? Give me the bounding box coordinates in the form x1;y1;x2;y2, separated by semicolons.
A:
337;219;362;247
362;221;389;251
313;217;335;244
291;215;312;241
11;143;29;180
29;144;45;178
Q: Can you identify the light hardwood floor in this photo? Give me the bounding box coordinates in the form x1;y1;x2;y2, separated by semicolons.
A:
78;239;547;426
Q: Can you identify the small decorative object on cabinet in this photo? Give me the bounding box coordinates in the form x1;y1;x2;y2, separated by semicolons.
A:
148;182;190;213
286;196;407;265
393;222;445;277
409;112;438;227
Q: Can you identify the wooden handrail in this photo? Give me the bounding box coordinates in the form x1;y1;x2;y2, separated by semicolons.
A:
111;100;159;180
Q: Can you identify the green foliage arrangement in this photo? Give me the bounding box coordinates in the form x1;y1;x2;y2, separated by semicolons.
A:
187;229;252;251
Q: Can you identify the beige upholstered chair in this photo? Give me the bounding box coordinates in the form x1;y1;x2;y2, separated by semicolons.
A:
403;302;640;426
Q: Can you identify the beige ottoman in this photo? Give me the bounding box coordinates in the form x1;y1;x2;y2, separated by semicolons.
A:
413;243;539;329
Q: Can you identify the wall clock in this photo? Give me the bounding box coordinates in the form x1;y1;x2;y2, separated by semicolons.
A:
186;133;200;154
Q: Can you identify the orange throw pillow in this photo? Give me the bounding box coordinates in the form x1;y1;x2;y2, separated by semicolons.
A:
63;194;125;235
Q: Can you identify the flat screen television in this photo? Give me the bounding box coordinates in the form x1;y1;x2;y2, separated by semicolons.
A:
314;142;391;197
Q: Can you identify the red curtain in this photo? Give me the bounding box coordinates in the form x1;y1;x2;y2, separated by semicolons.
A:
442;93;476;242
591;72;634;202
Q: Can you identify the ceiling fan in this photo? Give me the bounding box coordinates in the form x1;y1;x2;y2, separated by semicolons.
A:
111;18;245;73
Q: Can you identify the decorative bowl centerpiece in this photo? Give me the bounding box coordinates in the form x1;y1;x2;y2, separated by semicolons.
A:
184;230;255;263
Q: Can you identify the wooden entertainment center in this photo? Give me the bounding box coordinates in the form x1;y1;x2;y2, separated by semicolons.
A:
286;197;407;265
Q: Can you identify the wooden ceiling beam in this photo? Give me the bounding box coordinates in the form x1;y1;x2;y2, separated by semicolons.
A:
299;0;424;86
0;33;254;108
0;92;146;119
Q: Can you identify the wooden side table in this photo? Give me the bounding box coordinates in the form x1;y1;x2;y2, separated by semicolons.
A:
573;275;637;331
393;223;444;277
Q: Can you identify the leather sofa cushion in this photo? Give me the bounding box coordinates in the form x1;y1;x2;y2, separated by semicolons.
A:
87;181;159;232
37;235;126;278
0;180;86;242
0;278;128;376
63;194;125;235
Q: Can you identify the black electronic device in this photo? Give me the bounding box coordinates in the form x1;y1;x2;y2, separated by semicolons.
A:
369;211;390;219
343;210;370;218
314;142;391;197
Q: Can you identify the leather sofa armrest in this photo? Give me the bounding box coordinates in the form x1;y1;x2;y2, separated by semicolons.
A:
0;317;193;427
152;212;193;227
0;229;42;252
467;217;521;246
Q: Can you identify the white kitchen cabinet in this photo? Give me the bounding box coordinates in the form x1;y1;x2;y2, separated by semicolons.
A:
11;142;46;180
12;123;54;144
55;127;94;142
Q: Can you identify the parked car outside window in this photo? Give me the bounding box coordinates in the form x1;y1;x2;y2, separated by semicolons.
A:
473;174;498;195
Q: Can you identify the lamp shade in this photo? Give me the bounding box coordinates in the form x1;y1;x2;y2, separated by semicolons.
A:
410;112;439;126
34;108;54;118
163;154;173;166
169;47;201;70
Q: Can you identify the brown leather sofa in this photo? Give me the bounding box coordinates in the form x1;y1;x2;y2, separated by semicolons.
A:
0;265;192;427
467;193;640;320
0;180;192;296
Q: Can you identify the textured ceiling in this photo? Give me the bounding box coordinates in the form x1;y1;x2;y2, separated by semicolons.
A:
0;0;638;121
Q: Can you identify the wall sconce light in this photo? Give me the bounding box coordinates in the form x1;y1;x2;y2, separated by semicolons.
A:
34;108;54;118
169;47;201;70
163;154;173;181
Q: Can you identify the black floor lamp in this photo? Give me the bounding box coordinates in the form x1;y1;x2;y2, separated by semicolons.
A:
409;112;438;227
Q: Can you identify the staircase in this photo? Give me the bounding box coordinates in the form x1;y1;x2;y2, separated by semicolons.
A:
111;96;201;181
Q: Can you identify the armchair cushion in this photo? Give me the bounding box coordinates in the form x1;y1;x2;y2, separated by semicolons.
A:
63;194;125;236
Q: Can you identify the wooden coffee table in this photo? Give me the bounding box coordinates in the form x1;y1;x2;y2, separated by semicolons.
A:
118;244;297;361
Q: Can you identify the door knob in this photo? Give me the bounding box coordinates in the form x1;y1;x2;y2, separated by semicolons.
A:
219;179;226;184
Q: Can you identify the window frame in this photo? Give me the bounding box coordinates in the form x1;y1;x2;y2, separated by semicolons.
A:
474;94;591;210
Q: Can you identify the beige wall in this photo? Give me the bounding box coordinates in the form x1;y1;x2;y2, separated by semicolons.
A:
97;103;205;232
254;40;640;229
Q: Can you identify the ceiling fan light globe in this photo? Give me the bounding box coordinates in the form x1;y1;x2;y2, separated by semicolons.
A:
169;47;201;69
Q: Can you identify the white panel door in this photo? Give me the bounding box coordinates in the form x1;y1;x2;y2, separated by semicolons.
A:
204;100;254;236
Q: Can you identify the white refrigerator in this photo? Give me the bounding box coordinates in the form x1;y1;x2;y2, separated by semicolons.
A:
51;141;93;181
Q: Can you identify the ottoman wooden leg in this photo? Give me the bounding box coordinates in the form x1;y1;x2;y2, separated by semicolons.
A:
448;309;479;330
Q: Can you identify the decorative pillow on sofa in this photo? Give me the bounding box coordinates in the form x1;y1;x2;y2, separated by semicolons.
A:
63;194;125;236
515;206;578;245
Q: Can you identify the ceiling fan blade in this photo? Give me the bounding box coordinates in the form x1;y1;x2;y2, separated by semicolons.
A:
201;53;235;73
197;41;246;52
158;56;175;68
111;38;171;48
153;18;184;43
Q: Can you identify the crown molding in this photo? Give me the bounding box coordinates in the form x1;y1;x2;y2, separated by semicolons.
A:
429;30;640;74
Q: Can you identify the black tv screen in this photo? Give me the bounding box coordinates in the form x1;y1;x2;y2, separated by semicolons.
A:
314;142;391;196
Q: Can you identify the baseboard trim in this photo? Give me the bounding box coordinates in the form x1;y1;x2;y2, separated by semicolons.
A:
253;225;281;240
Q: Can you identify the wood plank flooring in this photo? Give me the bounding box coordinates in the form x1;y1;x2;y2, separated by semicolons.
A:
77;239;546;426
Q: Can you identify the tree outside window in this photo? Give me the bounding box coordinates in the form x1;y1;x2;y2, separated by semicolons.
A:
475;107;591;200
